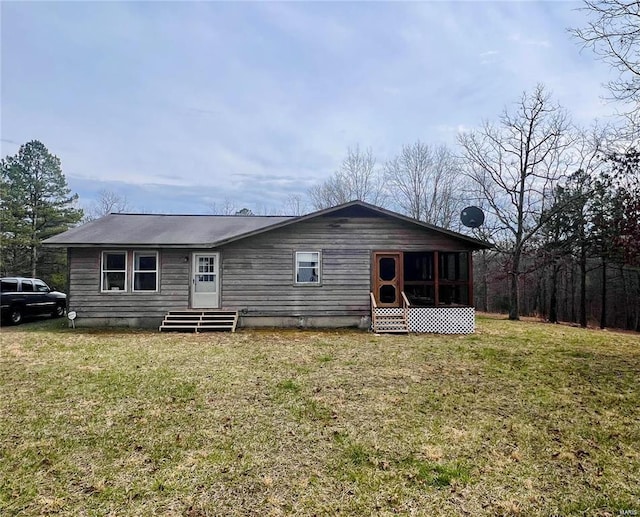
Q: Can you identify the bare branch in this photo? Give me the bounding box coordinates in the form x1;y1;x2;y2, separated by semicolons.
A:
308;145;385;209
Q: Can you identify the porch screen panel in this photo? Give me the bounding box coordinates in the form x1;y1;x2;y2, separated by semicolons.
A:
403;252;435;306
438;252;470;305
404;252;471;306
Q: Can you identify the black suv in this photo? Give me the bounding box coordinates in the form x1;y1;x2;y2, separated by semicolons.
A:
0;277;67;325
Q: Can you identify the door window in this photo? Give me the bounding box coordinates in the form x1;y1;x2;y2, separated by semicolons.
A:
379;284;397;304
379;257;396;281
196;256;217;292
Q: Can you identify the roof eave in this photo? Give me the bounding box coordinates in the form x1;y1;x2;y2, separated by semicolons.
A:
42;242;220;249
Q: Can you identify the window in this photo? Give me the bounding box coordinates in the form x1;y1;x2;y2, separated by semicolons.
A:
33;280;50;292
102;251;127;291
295;251;320;284
133;252;158;291
1;279;18;292
21;280;34;292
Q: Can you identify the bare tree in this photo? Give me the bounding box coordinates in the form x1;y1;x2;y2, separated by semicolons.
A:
458;84;574;320
571;0;640;112
83;189;132;222
308;145;385;209
208;198;238;215
281;194;308;216
384;142;461;228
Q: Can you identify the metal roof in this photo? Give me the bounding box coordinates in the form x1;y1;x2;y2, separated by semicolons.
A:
43;201;491;249
43;213;295;247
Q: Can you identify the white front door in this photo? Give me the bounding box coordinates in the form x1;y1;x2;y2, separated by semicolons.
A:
191;252;220;308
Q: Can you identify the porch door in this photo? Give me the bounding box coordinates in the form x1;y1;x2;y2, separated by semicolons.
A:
373;252;402;307
191;252;220;308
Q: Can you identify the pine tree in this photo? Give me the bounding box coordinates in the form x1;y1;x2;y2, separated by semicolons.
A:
0;141;83;285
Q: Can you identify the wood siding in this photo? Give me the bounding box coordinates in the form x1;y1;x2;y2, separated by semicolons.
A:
220;215;476;318
68;248;189;323
67;215;477;325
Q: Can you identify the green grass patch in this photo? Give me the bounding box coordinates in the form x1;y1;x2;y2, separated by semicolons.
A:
1;317;639;515
401;455;471;487
275;378;301;393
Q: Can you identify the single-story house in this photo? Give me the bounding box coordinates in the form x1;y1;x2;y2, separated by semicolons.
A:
43;200;490;333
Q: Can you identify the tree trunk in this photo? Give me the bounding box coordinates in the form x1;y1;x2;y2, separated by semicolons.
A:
579;245;587;328
549;263;560;323
481;250;489;312
600;256;607;330
509;251;521;320
30;212;38;278
620;265;629;330
30;244;37;278
570;262;576;323
636;270;640;332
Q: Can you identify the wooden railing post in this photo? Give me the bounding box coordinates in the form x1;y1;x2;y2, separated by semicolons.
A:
370;292;377;331
401;291;410;331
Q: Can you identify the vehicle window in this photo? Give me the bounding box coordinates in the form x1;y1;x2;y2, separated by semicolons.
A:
34;280;49;292
22;280;34;292
1;279;18;292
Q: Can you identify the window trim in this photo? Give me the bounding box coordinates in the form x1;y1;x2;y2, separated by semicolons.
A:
132;250;159;292
294;250;322;286
101;250;128;293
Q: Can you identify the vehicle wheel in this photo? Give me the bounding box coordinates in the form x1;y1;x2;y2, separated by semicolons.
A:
9;307;23;325
53;304;65;318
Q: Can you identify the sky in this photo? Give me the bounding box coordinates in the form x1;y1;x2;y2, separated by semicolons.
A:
1;1;617;215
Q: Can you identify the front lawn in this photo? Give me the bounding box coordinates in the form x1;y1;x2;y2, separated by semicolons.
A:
1;317;638;516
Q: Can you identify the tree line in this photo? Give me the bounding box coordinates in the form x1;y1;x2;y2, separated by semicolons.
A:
1;0;638;330
297;84;640;331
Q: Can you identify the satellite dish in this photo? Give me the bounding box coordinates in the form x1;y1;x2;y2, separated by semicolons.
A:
460;206;485;228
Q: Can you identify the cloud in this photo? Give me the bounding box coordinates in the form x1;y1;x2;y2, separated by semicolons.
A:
1;0;620;214
508;33;552;48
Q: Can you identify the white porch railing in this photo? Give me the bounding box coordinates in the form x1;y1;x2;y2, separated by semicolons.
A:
371;292;475;334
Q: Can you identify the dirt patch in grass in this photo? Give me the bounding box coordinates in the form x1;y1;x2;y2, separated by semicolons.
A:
1;319;639;516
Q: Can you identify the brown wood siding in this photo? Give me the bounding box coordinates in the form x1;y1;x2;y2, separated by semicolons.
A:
68;248;189;320
220;216;476;317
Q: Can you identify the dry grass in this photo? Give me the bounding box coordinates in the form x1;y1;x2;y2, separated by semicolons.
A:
1;316;639;516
